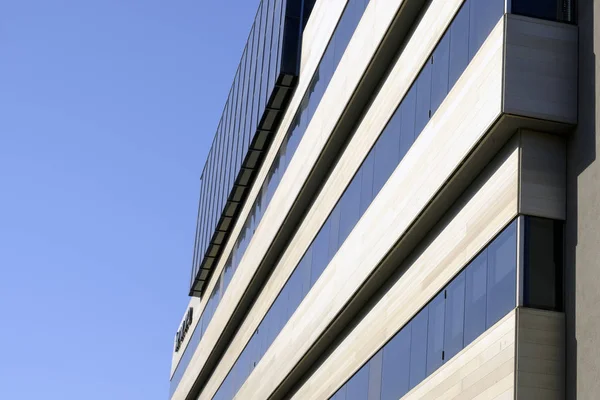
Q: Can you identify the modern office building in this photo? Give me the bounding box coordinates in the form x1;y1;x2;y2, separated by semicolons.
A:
168;0;598;398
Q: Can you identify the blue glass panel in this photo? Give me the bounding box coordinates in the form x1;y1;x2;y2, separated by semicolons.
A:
268;0;284;96
299;246;313;298
261;0;275;111
426;292;445;374
448;1;470;92
346;363;370;400
359;149;375;215
486;221;517;328
333;384;347;400
310;219;332;286
430;31;450;114
338;174;362;246
414;60;432;137
328;203;341;259
381;327;410;400
258;0;271;115
333;0;359;67
308;46;334;122
286;114;302;162
464;251;487;346
444;271;465;360
367;350;383;400
399;85;417;158
373;110;401;196
409;308;428;389
253;3;266;131
469;0;504;59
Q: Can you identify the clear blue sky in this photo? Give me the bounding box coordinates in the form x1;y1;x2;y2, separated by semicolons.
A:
0;1;258;398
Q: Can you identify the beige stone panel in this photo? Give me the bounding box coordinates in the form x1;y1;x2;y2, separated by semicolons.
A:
503;15;578;124
515;308;565;400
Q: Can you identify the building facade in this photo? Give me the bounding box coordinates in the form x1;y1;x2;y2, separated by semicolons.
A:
169;0;598;398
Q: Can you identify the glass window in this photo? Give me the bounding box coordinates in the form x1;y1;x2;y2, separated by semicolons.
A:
268;0;284;96
430;31;450;115
299;246;313;297
524;217;564;311
469;0;504;59
287;262;304;314
367;350;383;400
448;1;470;93
346;363;370;400
486;221;517;328
328;202;342;259
265;157;280;205
242;36;253;152
333;384;347;400
359;149;375;215
512;0;562;22
409;308;428;389
444;271;465;360
338;174;362;247
414;60;432;136
310;219;332;286
250;13;262;140
381;327;410;400
278;134;289;184
464;251;487;346
399;85;417;159
426;292;445;375
373;111;401;196
333;0;356;68
254;3;266;126
261;0;275;111
308;46;334;122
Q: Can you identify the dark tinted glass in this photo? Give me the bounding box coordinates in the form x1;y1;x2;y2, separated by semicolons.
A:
381;327;410;399
444;271;465;360
524;217;564;311
512;0;565;21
